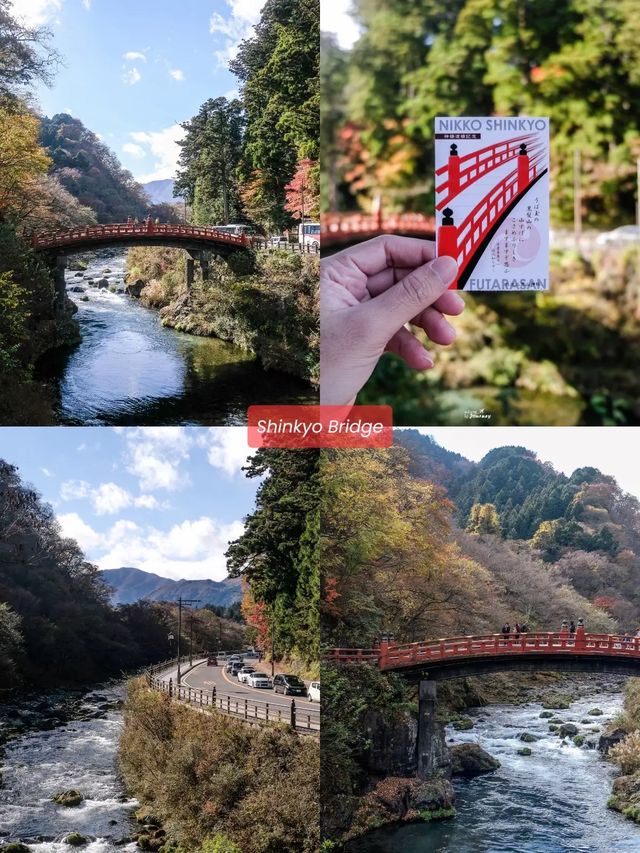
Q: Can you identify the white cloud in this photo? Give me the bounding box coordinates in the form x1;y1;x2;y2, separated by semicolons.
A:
60;479;91;501
197;430;252;476
10;0;62;26
40;467;54;478
321;0;361;50
93;482;134;515
130;124;187;183
82;0;91;9
123;51;147;62
123;428;192;491
61;477;163;515
96;516;244;581
169;69;185;81
58;512;104;551
210;0;262;66
122;142;146;158
122;67;142;86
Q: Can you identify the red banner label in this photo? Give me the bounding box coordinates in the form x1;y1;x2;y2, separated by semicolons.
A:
247;406;393;448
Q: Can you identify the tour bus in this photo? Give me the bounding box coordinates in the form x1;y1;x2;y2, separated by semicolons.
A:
298;221;320;249
213;223;258;238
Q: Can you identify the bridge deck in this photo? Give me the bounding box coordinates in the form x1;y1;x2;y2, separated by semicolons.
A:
327;632;640;673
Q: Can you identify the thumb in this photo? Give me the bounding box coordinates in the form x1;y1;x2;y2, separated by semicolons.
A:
365;256;459;333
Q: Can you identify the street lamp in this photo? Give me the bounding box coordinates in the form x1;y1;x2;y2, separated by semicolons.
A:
175;596;200;684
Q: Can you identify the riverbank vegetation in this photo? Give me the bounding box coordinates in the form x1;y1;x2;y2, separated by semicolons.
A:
607;679;640;822
127;247;319;383
321;434;640;842
324;0;640;424
119;677;319;853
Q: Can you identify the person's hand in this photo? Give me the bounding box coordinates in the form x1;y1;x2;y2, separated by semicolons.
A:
320;235;463;405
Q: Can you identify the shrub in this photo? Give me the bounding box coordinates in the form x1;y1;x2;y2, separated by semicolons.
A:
610;731;640;776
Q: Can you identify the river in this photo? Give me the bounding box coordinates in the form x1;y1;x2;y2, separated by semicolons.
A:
0;684;137;852
346;687;640;853
36;250;314;425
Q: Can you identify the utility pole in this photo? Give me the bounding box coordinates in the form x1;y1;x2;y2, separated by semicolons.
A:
573;147;582;252
300;178;305;252
636;159;640;284
271;631;275;678
176;596;200;684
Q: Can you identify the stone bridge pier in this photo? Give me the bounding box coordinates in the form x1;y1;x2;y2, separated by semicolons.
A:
186;250;211;289
417;680;439;779
53;256;67;314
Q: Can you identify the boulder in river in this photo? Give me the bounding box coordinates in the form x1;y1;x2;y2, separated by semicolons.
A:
52;789;84;807
125;279;145;298
69;287;85;293
589;708;604;716
517;747;532;756
559;723;579;738
64;833;89;846
97;278;109;289
450;743;500;777
519;732;539;742
3;844;31;853
451;717;474;731
598;727;627;754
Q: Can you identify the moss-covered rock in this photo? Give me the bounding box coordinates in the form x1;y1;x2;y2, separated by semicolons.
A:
589;708;604;716
519;732;539;743
559;723;579;738
539;711;554;719
450;743;500;777
451;717;474;731
542;697;571;710
64;833;89;846
517;747;532;756
573;735;585;747
2;844;31;853
52;790;84;807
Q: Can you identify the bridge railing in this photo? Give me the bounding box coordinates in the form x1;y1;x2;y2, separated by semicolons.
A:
31;223;249;249
146;672;320;734
321;212;435;246
327;632;640;670
436;133;538;209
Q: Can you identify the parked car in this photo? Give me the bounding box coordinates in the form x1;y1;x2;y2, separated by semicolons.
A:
270;235;289;247
237;666;256;683
206;656;217;666
247;672;272;689
595;225;640;246
273;674;307;696
307;681;320;702
226;661;243;676
244;650;259;660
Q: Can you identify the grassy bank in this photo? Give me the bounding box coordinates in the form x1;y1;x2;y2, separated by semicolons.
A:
607;678;640;822
126;247;319;385
119;677;319;853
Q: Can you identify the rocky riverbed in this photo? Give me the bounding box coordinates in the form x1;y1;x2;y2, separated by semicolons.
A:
0;684;137;852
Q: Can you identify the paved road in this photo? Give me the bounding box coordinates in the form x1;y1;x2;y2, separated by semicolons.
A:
182;660;319;724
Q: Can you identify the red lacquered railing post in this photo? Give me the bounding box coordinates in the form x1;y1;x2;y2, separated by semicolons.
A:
517;143;530;193
448;144;460;196
437;208;459;289
575;619;586;650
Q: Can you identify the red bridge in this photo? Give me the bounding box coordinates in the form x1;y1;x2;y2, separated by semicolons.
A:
31;222;251;255
327;629;640;681
321;211;435;251
436;136;548;289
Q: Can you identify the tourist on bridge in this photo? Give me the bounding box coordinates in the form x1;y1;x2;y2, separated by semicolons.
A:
521;622;529;634
569;620;576;636
501;623;511;643
514;622;521;639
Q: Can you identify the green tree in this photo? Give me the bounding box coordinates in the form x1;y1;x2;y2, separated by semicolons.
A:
175;97;244;225
231;0;319;230
0;0;60;104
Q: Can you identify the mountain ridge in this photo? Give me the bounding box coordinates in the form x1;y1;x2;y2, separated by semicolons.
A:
100;566;241;607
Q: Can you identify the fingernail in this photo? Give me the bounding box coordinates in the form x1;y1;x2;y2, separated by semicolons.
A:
430;256;458;286
451;293;465;310
420;351;434;369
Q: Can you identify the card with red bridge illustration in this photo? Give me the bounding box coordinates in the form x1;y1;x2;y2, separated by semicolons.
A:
434;116;550;291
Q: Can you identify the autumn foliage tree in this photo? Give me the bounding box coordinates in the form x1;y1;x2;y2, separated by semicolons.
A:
284;158;319;221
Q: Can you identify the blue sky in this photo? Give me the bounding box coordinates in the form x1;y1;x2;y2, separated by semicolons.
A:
0;427;257;580
415;427;640;501
12;0;263;182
